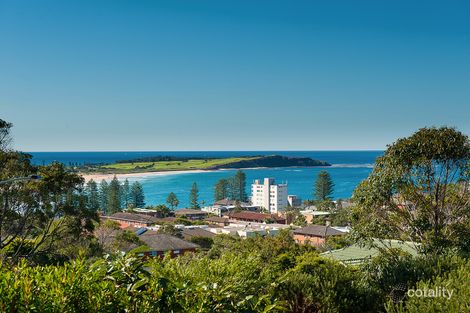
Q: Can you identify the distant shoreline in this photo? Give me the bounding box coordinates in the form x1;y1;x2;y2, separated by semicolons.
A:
80;169;215;182
80;163;346;182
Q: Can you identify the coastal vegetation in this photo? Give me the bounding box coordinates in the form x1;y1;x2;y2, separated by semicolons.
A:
314;170;335;201
0;234;468;312
166;192;179;209
91;178;146;214
351;126;470;255
189;182;200;209
214;170;249;202
0;119;469;312
313;170;336;210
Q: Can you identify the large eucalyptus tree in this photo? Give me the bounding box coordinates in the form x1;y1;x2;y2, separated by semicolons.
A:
351;127;470;255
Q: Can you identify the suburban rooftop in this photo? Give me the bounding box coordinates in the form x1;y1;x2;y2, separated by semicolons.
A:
293;225;345;237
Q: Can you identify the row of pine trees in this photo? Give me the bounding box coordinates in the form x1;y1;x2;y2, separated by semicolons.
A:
84;177;145;215
213;170;248;202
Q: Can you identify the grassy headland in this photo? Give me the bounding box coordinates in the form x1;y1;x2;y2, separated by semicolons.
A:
80;155;330;175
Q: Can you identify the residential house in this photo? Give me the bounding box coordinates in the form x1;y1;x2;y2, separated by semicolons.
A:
124;208;162;217
300;210;331;224
293;225;345;246
136;230;199;258
227;211;286;224
181;227;215;241
202;198;257;216
101;212;159;229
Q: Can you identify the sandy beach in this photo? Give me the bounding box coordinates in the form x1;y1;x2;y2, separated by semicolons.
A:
80;169;214;182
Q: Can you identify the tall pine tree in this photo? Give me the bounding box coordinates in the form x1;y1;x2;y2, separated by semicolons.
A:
85;179;100;211
130;181;145;208
232;170;247;202
314;171;334;201
121;179;131;209
107;176;122;214
99;180;109;214
214;178;229;201
189;182;200;209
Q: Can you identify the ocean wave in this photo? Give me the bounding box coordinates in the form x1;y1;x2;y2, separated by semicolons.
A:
331;163;374;168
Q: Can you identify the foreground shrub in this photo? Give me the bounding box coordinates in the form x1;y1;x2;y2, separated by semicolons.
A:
273;253;376;313
0;253;284;312
385;258;470;312
0;235;468;312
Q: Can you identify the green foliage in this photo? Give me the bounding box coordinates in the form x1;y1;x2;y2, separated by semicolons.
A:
314;170;335;201
149;204;172;218
85;179;100;211
107;176;122;214
99;179;109;214
232;170;248;202
190;236;214;249
157;224;183;238
97;178;143;213
189;182;200;209
0;118;12;150
122;179;131;208
285;207;306;226
0;152;98;263
316;199;335;211
330;205;351;227
214;178;229;201
293;215;307;226
166;192;179;209
130;181;145;208
274;253;374;313
325;234;352;250
385;258;470;313
0;232;468;312
94;220;144;255
351;127;470;255
212;171;248;203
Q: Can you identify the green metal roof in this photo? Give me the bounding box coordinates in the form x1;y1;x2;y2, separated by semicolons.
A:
320;239;420;265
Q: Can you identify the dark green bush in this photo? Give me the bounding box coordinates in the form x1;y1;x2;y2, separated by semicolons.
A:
0;234;468;312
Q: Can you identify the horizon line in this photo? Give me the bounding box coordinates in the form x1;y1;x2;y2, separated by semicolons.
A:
25;149;386;153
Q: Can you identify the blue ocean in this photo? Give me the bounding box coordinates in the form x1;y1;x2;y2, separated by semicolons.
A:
29;151;382;207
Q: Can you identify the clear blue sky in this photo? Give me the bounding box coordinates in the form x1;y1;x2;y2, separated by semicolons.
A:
1;0;469;151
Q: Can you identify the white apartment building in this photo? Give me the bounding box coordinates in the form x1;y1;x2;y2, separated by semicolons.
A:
251;178;288;214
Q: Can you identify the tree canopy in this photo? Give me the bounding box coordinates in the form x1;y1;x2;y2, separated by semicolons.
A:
189;182;200;209
351;127;470;255
130;181;145;208
314;170;334;201
214;178;229;201
166;192;179;210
